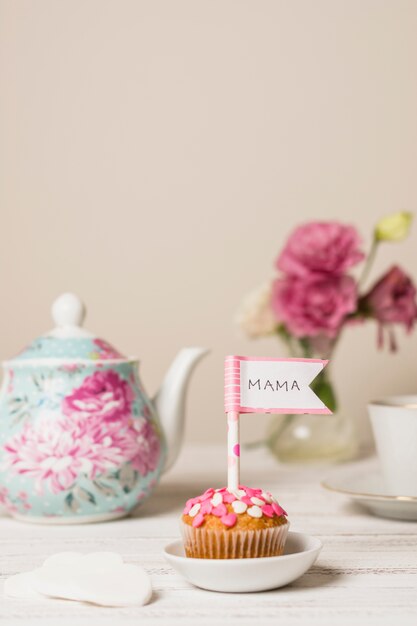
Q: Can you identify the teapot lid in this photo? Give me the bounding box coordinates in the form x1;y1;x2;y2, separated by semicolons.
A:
11;293;126;362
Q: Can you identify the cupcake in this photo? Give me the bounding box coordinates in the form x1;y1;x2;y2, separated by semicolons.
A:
181;485;289;559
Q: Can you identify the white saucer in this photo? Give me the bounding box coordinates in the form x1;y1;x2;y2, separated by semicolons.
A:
164;532;322;593
322;468;417;521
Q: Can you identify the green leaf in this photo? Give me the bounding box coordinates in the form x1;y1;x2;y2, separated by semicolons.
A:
9;396;28;411
64;492;80;513
9;397;23;405
276;324;291;344
9;396;30;423
74;486;96;505
311;376;337;413
12;411;30;426
32;374;43;391
93;480;117;497
119;464;137;493
298;338;312;358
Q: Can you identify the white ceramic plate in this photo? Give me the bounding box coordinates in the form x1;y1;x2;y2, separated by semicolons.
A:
164;531;322;593
322;468;417;521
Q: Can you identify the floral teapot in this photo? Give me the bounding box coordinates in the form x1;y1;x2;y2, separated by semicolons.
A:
0;294;207;524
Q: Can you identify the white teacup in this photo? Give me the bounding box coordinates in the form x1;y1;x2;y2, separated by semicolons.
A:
368;396;417;496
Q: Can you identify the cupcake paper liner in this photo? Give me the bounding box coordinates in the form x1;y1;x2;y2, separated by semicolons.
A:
181;520;289;559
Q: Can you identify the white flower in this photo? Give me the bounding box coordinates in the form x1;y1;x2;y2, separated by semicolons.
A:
236;282;277;339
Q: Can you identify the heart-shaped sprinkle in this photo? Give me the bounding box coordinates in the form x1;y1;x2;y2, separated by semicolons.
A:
236;489;246;498
241;496;253;506
212;503;228;517
200;491;214;502
261;491;272;503
222;492;235;504
188;503;201;518
221;513;237;527
232;500;247;514
210;492;223;507
192;513;205;528
261;504;274;518
247;505;263;518
200;500;212;515
184;497;199;514
272;502;285;516
250;496;265;506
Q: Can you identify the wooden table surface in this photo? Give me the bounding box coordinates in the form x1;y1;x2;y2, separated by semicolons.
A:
0;444;416;625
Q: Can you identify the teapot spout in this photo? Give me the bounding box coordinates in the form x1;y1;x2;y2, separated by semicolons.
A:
153;347;209;473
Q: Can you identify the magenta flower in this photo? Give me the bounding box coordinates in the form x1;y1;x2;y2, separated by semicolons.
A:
276;222;364;277
272;274;357;338
360;265;417;348
62;370;133;423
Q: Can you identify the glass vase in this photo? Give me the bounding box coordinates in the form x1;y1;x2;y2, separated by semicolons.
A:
265;367;359;463
266;410;358;463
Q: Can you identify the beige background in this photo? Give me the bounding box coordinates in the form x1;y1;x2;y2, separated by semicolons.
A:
1;0;416;449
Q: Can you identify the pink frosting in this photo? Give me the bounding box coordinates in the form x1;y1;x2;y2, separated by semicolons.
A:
183;485;288;529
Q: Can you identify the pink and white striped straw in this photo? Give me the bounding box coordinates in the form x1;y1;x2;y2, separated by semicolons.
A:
227;411;240;491
225;356;241;491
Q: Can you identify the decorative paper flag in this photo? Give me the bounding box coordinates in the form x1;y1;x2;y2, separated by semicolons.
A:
224;356;331;491
225;355;331;415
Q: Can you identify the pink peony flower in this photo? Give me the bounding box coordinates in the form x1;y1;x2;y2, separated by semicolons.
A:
2;417;129;494
62;370;133;423
272;274;357;338
360;266;417;349
3;420;89;494
277;222;364;277
2;413;161;495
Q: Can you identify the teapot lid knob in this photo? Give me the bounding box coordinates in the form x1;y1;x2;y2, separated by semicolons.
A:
52;293;86;328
